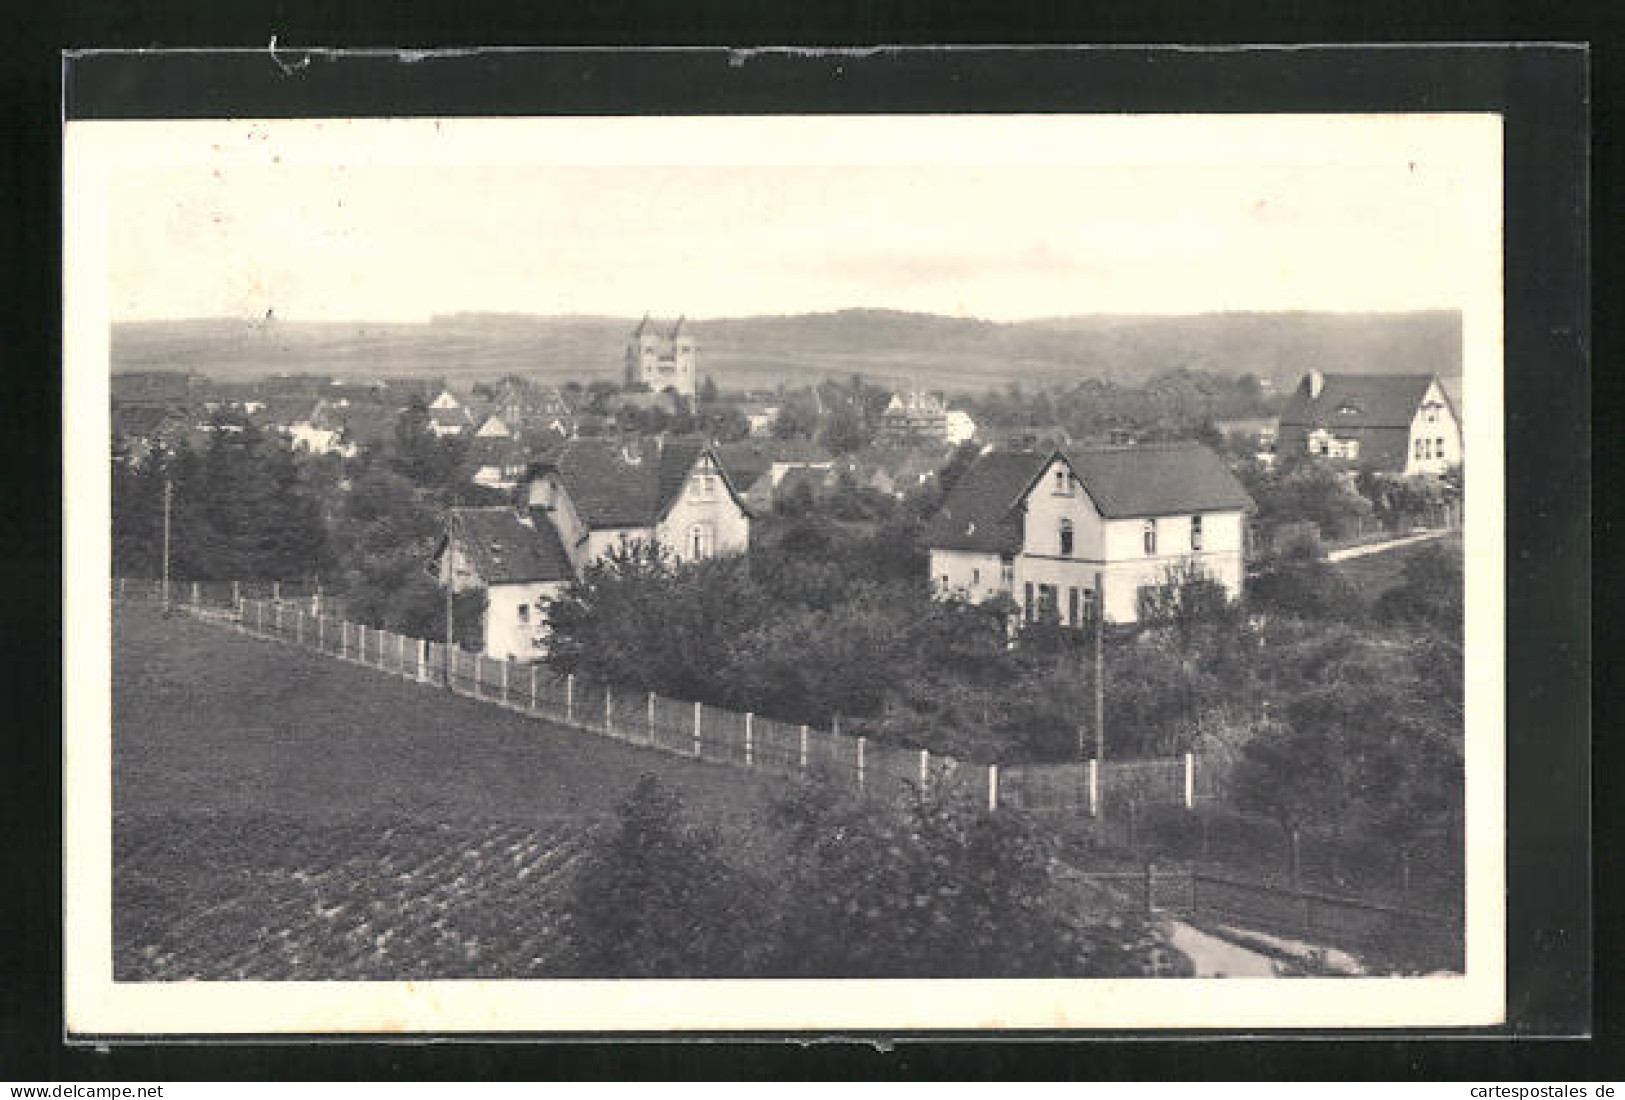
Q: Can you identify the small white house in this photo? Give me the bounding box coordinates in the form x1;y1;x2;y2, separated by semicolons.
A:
436;507;576;662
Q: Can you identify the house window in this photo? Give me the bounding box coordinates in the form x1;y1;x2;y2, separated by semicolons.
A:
1038;584;1058;621
1053;469;1072;495
940;574;950;591
1143;519;1157;555
1435;437;1444;458
972;567;980;586
1425;404;1439;424
1068;586;1080;626
690;473;718;500
1083;587;1098;622
517;604;530;624
1060;518;1074;557
1191;515;1203;551
690;523;713;559
1000;561;1014;589
1024;582;1035;623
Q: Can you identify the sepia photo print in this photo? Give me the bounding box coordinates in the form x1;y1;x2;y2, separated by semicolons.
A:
64;106;1506;1033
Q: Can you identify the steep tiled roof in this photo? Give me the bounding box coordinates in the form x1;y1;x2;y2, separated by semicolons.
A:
1278;373;1439;431
536;438;746;528
926;443;1254;552
924;450;1049;554
1066;443;1254;518
449;508;574;584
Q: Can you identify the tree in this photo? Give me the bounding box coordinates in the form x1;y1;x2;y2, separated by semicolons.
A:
1375;542;1463;638
564;775;772;976
768;782;1159;977
819;404;871;455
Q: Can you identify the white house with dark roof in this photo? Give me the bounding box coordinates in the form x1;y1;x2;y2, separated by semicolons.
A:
925;443;1254;625
1276;371;1461;475
523;437;750;570
436;438;753;660
436;507;577;661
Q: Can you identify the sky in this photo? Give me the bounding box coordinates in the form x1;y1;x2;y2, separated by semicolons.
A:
105;116;1495;323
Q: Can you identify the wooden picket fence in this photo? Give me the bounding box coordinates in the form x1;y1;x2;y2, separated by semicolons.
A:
116;576;1200;815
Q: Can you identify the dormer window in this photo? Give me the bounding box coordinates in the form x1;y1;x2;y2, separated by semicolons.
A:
1053;468;1073;496
1425;403;1440;424
1143;519;1158;556
1190;514;1203;551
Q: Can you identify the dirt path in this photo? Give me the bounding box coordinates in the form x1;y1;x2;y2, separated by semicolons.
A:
1325;531;1445;563
1157;920;1280;978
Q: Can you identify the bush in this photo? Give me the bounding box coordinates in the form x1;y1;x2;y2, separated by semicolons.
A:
563;775;774;977
561;775;1161;978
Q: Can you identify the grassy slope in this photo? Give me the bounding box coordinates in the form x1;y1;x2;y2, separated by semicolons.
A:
112;602;784;979
114;601;780;826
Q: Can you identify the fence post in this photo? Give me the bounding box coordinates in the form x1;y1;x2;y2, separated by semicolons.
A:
1184;751;1195;810
533;667;541;712
857;736;867;793
295;610;303;644
360;623;367;662
647;692;655;742
318;614;324;651
379;630;388;670
341;620;349;659
744;712;754;767
693;702;703;757
919;749;930;795
475;655;484;697
399;633;406;675
566;675;574;724
605;685;613;735
118;577;126;601
275;602;283;635
419;639;428;683
799;724;809;770
501;659;509;705
988;763;999;812
1088;758;1100;818
192;581;199;606
256;600;264;634
1144;862;1156;915
232;580;240;610
273;581;280;603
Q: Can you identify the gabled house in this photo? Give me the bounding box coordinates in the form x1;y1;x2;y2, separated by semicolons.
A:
925;442;1254;625
522;438;751;571
1276;371;1461;475
436;437;754;661
435;507;576;661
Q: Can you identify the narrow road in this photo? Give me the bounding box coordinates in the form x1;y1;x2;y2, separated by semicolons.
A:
1157;920;1281;978
1325;530;1445;563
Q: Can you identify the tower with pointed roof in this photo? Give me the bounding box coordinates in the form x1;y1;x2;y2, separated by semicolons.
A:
624;314;697;401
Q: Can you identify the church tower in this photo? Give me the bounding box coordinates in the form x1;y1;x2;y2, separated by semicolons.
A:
625;315;697;401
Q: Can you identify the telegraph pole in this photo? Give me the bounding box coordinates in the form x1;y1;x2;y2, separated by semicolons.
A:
161;478;173;615
444;508;455;692
1093;569;1105;765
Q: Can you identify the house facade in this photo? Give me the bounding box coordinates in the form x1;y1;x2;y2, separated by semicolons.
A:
1276;371;1461;476
438;507;576;661
523;438;750;571
925;443;1253;625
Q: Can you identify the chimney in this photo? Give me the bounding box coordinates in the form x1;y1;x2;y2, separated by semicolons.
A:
1308;370;1325;400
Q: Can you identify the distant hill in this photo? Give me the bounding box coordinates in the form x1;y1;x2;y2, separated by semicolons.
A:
111;309;1461;395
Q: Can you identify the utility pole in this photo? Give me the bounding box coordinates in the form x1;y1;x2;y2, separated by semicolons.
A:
444;508;455;692
1094;569;1105;765
161;478;173;614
